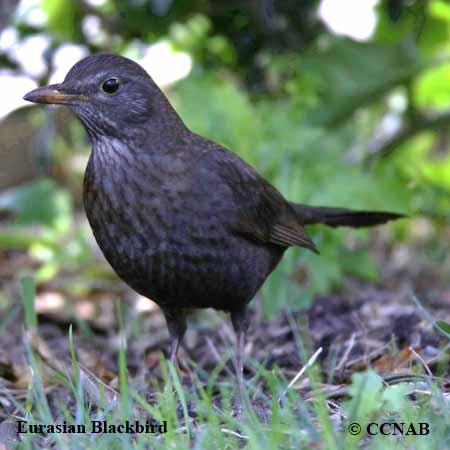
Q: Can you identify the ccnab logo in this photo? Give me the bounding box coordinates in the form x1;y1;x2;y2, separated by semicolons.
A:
367;422;430;436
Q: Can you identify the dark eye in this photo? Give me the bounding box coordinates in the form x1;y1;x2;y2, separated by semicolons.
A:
101;77;120;94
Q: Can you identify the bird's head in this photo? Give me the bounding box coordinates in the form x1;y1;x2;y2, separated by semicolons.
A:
24;53;180;141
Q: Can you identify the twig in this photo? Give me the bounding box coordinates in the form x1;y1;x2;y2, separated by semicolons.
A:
221;428;249;440
335;333;356;372
278;347;323;404
205;337;234;378
409;347;433;377
365;109;450;164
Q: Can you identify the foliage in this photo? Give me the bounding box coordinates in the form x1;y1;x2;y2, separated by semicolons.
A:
0;179;94;284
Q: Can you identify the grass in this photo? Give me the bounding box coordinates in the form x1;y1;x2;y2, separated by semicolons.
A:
0;277;446;449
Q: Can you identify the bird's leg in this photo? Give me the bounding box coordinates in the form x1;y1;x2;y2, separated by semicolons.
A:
162;308;187;365
230;307;249;402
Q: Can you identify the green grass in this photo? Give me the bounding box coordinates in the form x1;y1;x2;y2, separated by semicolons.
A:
4;278;447;449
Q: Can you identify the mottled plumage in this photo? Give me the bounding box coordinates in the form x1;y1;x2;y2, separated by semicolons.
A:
24;54;403;384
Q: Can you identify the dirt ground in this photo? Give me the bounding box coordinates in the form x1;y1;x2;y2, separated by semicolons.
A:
1;228;449;430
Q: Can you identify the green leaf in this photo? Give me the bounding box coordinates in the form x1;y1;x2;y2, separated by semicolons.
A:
414;63;450;109
382;384;410;413
21;276;37;329
174;73;260;164
0;178;72;230
345;370;384;419
41;0;83;41
435;320;450;339
302;38;424;126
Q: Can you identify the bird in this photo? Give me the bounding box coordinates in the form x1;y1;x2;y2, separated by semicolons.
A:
23;54;403;387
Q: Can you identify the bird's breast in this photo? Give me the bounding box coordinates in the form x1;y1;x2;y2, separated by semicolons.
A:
84;148;199;250
83;146;237;305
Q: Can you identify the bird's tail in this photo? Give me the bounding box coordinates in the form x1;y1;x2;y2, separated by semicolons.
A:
291;203;404;228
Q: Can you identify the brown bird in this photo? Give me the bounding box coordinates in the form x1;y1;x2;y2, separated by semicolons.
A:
24;54;403;386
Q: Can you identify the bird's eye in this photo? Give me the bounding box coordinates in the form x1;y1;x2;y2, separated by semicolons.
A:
101;77;120;94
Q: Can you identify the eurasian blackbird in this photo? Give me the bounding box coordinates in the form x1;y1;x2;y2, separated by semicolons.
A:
24;54;403;383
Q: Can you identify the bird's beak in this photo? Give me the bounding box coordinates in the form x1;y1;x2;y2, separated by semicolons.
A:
23;84;87;105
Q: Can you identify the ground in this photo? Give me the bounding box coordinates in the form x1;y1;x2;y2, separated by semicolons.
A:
0;231;449;449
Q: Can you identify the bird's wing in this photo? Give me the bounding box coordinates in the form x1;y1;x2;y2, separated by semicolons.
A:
204;145;318;253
